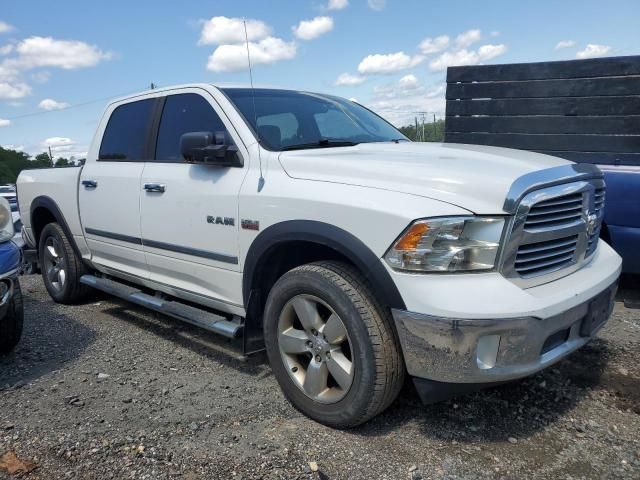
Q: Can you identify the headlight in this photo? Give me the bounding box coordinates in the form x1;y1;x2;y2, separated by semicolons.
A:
385;216;505;272
0;197;14;242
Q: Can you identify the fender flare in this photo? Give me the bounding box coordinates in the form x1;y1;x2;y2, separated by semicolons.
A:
30;195;83;260
242;220;406;311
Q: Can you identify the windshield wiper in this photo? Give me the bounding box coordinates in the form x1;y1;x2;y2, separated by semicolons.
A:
280;139;359;151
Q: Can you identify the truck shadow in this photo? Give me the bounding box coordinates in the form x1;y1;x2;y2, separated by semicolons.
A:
354;339;613;442
0;292;97;389
102;303;270;377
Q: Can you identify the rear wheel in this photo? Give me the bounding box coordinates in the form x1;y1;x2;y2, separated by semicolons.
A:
39;223;89;304
0;280;23;354
264;261;405;428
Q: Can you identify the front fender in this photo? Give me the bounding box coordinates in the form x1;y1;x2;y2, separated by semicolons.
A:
243;220;406;310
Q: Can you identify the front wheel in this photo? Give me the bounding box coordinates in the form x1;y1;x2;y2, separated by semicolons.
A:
263;261;405;428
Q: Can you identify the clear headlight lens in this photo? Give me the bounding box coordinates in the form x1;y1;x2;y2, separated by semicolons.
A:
385;216;505;272
0;197;14;242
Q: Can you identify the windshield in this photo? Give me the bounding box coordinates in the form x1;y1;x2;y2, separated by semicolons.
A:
223;88;408;151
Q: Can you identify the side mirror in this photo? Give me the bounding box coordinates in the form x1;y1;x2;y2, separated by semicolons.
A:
180;131;243;167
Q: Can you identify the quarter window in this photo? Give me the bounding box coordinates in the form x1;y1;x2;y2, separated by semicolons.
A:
99;99;155;161
155;93;228;162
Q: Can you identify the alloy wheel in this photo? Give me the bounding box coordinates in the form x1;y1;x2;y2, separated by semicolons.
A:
277;294;354;403
43;236;66;292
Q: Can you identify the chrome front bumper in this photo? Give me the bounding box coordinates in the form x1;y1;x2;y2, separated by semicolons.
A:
392;280;617;384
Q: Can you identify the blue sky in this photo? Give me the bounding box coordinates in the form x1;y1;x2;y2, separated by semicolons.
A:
0;0;638;159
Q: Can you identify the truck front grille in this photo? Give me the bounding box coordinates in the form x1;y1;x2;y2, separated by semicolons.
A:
514;234;579;277
501;178;606;288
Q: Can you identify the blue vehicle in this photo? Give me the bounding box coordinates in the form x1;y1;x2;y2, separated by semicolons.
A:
0;196;23;353
599;165;640;274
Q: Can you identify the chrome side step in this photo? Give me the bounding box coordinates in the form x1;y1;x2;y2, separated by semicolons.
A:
80;274;242;339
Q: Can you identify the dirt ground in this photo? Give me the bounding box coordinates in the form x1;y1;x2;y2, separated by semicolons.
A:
1;274;639;479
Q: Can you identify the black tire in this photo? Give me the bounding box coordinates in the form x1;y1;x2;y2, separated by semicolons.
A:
0;280;24;353
263;261;405;428
39;223;89;304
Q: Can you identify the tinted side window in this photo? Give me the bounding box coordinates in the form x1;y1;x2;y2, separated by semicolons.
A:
155;93;227;162
99;99;155;161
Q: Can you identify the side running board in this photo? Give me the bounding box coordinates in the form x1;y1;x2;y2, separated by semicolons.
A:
80;275;243;339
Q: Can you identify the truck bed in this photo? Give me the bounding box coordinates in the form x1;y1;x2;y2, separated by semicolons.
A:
17;166;85;252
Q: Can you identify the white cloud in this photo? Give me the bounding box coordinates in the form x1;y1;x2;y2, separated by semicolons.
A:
0;21;14;34
555;40;576;50
0;81;31;99
198;16;271;46
43;137;74;148
293;16;334;41
0;118;10;127
429;44;507;71
41;137;87;158
38;98;69;111
418;35;449;55
334;72;366;86
328;0;349;10
358;52;424;75
2;144;23;151
398;74;420;90
576;44;611;59
0;44;13;56
207;37;297;72
367;0;386;10
373;74;427;99
455;29;482;49
367;90;446;127
13;36;112;69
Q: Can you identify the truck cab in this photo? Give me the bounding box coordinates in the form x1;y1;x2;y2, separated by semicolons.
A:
17;84;621;427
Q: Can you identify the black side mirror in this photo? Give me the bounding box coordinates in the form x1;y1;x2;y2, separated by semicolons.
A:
180;131;243;167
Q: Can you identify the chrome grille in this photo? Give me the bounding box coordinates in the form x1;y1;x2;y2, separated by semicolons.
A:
586;187;606;257
523;193;583;230
514;234;579;277
501;177;606;288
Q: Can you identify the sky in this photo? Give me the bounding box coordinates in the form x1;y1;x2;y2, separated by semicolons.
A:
0;0;639;159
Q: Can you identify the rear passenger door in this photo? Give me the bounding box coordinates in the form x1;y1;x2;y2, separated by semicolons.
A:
139;90;247;311
79;98;155;278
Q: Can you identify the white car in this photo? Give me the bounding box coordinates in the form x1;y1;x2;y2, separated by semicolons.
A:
17;84;621;427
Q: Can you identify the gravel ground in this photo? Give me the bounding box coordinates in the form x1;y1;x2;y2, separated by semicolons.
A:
1;274;639;479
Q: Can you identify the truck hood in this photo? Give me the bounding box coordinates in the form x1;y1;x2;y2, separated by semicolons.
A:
278;142;570;214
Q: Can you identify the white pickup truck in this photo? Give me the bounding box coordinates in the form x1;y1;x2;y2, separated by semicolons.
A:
17;84;621;427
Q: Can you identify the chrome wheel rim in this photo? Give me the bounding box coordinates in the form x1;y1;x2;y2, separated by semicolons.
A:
44;236;66;292
277;294;354;404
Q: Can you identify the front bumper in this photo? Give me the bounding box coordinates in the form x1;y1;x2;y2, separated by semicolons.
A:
392;279;618;384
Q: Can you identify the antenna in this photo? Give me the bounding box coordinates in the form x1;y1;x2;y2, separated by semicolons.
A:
243;19;265;192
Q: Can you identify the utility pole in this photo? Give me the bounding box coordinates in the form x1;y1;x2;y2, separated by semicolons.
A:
48;146;54;166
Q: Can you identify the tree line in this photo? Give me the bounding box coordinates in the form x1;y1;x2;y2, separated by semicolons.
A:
0;146;82;184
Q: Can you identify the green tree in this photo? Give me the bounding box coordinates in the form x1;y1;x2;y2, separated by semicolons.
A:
0;147;53;183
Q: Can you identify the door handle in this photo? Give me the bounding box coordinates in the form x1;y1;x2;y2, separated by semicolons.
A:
82;179;98;189
144;183;166;193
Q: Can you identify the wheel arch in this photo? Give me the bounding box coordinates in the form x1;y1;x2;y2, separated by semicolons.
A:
30;196;83;260
243;220;406;313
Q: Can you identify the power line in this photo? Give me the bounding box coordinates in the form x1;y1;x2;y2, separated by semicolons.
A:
1;85;156;122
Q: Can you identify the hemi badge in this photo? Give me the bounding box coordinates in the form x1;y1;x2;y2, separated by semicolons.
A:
241;219;260;231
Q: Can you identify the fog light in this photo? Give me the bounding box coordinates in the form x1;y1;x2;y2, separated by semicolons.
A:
476;335;500;370
0;280;10;304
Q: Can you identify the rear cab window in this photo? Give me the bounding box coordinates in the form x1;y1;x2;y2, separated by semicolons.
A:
99;99;155;161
